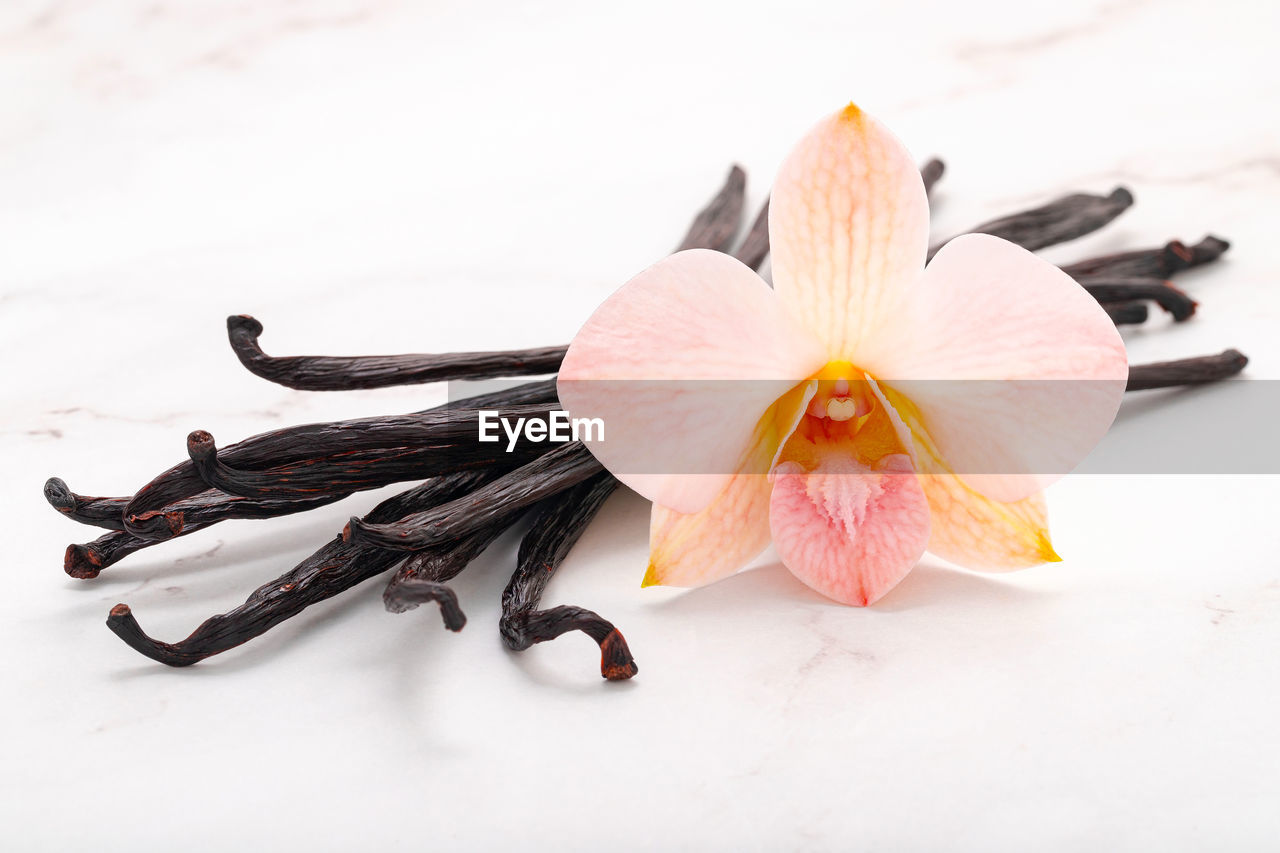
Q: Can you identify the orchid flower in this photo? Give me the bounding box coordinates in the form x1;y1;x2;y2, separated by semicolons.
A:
557;104;1128;606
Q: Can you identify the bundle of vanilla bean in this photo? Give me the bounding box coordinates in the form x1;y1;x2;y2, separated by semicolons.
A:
44;160;1247;680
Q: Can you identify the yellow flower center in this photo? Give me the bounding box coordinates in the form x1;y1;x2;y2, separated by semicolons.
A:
779;361;909;470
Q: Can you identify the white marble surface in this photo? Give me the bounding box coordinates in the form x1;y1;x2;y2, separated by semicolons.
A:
3;1;1279;849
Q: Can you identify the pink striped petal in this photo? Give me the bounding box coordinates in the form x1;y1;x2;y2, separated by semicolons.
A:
769;452;931;607
870;234;1128;502
769;103;930;364
558;249;825;514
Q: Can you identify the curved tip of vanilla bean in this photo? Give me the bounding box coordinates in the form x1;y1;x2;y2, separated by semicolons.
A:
186;430;231;496
227;314;266;348
106;604;201;667
187;429;217;465
502;605;639;681
599;627;639;681
1109;186;1135;208
383;579;467;631
44;477;76;514
226;315;277;380
920;158;945;195
65;543;104;579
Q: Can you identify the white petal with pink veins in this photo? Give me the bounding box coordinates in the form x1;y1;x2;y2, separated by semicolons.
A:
869;234;1128;502
769;103;931;365
558;249;825;513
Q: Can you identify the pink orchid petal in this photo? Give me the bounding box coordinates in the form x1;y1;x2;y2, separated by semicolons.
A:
870;234;1128;503
645;383;815;587
770;103;930;364
769;452;931;607
557;249;826;514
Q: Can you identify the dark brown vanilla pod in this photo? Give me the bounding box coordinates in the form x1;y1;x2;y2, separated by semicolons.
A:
500;474;635;681
64;530;171;580
227;168;747;394
381;509;531;625
60;494;351;578
384;570;468;631
344;442;603;552
63;470;500;581
1104;302;1151;326
106;469;503;666
43;478;130;530
227;314;566;392
676;165;746;252
1126;349;1249;391
928;186;1133;260
1188;235;1231;266
920;158;945;196
182;403;556;502
733;197;771;271
382;549;472;629
122;382;559;540
1061;235;1231;279
1076;276;1197;321
46;477;350;536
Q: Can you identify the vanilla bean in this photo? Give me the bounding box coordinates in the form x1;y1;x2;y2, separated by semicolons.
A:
382;466;553;622
733;197;771;271
381;548;482;632
1077;276;1197;321
1104;302;1150;326
227;168;746;395
227;315;566;392
183;403;554;502
59;493;354;578
344;442;602;552
384;572;469;631
59;492;358;578
500;474;634;681
1062;235;1230;279
676;165;746;252
929;186;1133;260
920;158;945;196
106;470;500;666
65;530;167;580
1126;349;1248;391
122;381;558;540
46;477;349;538
1188;235;1231;266
44;478;130;530
381;513;527;622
